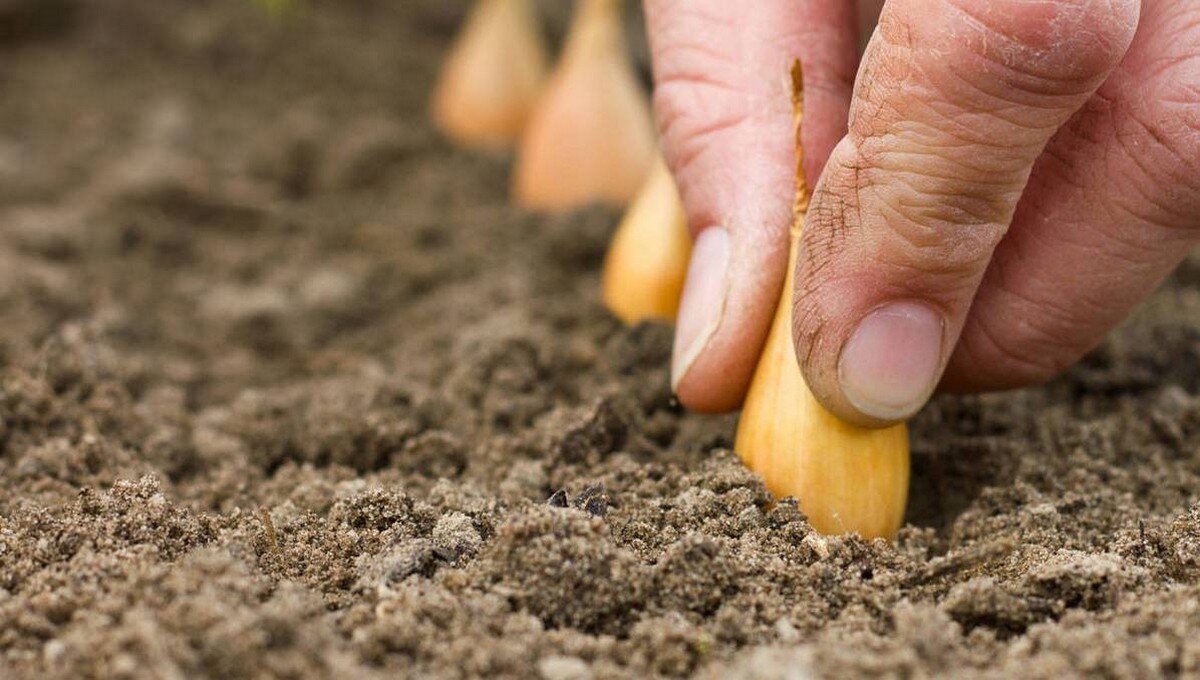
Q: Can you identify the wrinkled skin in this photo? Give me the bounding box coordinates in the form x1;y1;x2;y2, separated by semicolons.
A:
648;0;1200;427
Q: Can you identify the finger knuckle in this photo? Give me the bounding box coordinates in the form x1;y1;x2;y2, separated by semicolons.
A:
956;310;1074;387
1125;94;1200;196
653;71;747;138
1099;38;1200;231
852;149;1012;281
650;43;755;179
960;255;1111;386
865;0;1134;144
942;0;1137;84
803;149;1010;306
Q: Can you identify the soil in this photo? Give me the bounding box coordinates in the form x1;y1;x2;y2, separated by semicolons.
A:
2;2;1200;678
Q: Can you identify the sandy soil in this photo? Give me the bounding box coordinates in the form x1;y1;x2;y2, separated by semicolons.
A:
2;1;1200;678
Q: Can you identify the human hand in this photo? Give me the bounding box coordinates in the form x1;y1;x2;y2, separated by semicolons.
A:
647;0;1199;426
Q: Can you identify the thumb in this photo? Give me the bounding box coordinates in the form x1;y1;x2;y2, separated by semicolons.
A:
645;0;859;413
793;0;1140;426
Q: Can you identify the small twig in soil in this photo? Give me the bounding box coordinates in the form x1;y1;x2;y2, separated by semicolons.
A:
902;537;1018;588
260;506;279;554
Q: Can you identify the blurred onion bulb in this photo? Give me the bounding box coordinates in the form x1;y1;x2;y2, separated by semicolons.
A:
735;64;910;541
513;0;656;211
431;0;549;149
601;155;690;324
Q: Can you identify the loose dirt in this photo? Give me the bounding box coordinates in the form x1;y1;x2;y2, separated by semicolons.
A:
2;2;1199;678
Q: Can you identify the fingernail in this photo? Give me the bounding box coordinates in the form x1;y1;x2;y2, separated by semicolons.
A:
838;301;945;421
671;228;731;390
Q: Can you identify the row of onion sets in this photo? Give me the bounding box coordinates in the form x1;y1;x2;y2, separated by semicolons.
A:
431;0;685;325
430;0;910;542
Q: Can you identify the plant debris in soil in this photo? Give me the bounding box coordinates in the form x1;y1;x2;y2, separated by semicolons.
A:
2;1;1200;678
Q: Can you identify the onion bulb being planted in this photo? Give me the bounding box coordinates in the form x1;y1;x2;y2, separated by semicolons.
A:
735;64;910;541
431;0;549;149
512;0;656;211
601;155;690;324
